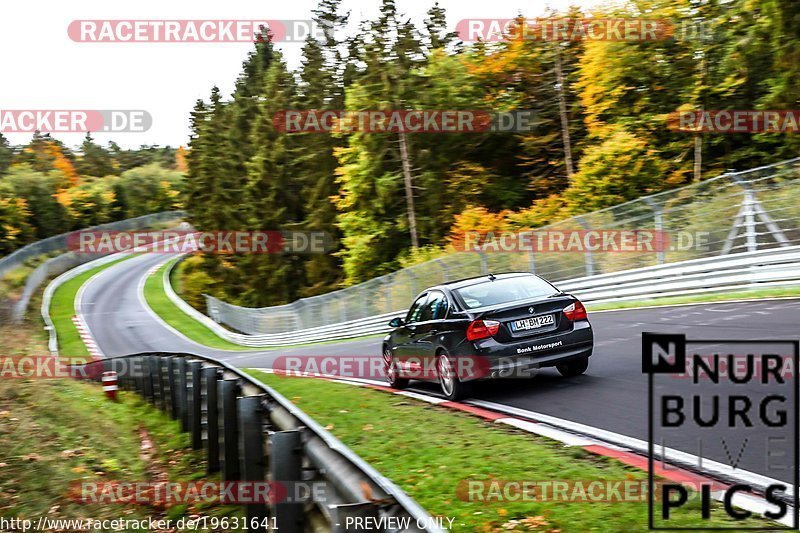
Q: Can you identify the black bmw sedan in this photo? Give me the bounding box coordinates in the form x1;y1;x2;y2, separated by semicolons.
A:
382;272;593;400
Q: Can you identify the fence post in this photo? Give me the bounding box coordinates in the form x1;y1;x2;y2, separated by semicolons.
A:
188;361;203;450
238;396;269;532
203;366;221;473
644;198;665;264
576;217;595;276
437;259;450;282
220;379;241;481
271;430;304;531
479;252;488;275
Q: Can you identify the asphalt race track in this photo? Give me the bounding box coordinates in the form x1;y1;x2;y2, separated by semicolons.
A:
81;252;800;484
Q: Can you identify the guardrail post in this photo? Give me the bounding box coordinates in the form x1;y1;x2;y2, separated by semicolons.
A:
271;430;304;531
143;356;154;402
176;358;189;432
134;356;145;395
203;367;221;473
188;361;203;450
238;396;268;533
158;357;168;411
168;357;179;419
219;379;241;481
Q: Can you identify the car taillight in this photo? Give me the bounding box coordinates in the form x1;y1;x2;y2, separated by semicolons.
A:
466;319;500;341
563;301;588;321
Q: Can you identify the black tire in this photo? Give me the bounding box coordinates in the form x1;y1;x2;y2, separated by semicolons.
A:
383;347;409;389
556;356;590;377
437;352;472;401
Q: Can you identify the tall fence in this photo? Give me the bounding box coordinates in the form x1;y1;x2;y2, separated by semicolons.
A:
70;353;440;533
206;159;800;335
0;211;184;322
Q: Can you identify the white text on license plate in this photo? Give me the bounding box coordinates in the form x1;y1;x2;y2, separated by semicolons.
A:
511;314;554;332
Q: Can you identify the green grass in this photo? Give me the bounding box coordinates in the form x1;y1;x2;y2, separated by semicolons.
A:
588;285;800;311
143;258;248;350
246;371;775;532
0;326;244;530
49;257;130;359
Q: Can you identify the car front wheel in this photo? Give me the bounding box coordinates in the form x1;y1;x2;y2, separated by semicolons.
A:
383;347;409;389
556;355;589;377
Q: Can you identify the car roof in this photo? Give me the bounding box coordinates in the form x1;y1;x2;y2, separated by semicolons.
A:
429;272;535;292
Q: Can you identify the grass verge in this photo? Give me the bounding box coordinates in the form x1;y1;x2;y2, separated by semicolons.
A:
49;256;130;359
247;370;776;533
143;258;248;351
0;325;244;530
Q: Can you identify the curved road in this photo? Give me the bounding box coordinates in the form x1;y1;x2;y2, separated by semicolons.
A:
81;252;800;484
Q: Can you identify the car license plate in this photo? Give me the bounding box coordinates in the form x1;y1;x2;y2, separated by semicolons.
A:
511;314;554;332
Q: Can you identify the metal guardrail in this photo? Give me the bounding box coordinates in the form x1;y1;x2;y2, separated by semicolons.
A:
70;353;442;533
2;211;185;322
205;159;800;335
163;245;800;348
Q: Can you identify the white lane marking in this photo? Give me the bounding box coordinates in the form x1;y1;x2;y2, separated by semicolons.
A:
395;390;447;404
496;418;598;446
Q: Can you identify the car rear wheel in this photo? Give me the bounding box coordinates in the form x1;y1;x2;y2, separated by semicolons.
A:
556;356;589;377
437;352;471;401
383;347;409;389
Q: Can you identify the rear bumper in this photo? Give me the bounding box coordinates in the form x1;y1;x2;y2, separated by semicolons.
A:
452;321;593;381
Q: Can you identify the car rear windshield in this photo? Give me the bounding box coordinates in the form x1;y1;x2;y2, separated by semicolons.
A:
454;276;557;310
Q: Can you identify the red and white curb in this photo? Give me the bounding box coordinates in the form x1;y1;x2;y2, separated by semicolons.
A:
251;368;794;528
72;314;103;358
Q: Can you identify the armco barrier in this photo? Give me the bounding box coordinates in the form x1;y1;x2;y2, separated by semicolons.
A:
2;210;185;322
71;353;443;533
162;245;800;348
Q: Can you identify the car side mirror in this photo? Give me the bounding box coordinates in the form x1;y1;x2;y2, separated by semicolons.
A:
389;317;405;328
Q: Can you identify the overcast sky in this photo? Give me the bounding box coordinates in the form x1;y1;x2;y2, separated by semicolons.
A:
1;0;605;149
